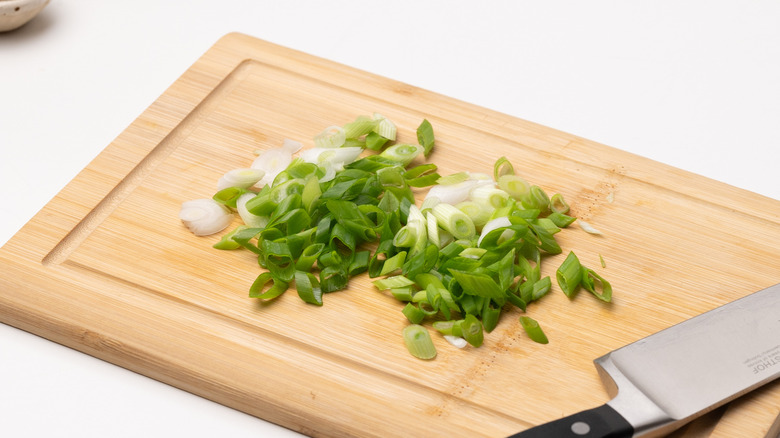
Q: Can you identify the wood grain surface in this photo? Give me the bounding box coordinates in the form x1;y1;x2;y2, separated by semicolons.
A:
1;33;778;437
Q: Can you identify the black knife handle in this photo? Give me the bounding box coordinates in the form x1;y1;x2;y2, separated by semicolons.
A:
508;404;634;438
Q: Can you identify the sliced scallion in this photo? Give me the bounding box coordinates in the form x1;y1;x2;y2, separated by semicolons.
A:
343;115;378;139
432;203;475;240
380;143;423;166
416;119;435;156
179;198;233;236
217;168;266;191
294;270;322;306
365;131;390;151
581;267;613;302
249;272;288;300
402;303;426;324
372;113;397;140
556;251;582;298
402;324;437;359
380;251;407;276
314;125;346;148
373;275;416;291
550;193;570;214
578;220;603;235
519;316;549;344
497;174;530;200
459;314;484;347
470;185;510;209
493;156;515;180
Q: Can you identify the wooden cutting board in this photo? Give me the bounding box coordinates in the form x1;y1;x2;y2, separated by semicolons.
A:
1;33;778;437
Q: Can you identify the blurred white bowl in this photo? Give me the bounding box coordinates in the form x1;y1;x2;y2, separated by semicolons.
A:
0;0;50;32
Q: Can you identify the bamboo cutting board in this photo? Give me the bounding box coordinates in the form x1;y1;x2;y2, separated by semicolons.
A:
1;33;779;437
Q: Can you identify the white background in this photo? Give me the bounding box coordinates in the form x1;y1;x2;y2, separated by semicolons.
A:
2;1;779;437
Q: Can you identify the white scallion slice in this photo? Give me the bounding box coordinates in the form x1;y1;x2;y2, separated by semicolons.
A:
578;220;603;235
372;113;397;140
426;211;440;248
443;335;468;349
406;205;428;255
470;185;510;209
299;147;363;166
216;168;266;191
281;138;303;154
420;195;441;213
179;198;233;236
251;147;294;187
455;201;493;230
437;172;470;186
497;174;531;200
432;203;476;240
314;125;346;148
425;179;480;205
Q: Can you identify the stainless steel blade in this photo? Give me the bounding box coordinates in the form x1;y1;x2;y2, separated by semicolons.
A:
595;282;780;437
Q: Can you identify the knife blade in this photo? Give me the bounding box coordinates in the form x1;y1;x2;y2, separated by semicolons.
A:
509;282;780;438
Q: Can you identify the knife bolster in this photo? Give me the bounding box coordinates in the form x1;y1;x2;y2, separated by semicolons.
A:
596;353;675;437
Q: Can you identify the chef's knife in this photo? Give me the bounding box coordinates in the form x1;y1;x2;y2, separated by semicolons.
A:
510;282;780;438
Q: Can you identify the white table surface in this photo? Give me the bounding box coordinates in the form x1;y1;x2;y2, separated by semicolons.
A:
2;1;779;437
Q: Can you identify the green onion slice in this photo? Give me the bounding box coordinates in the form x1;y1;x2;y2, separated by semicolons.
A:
402;324;437;359
213;225;249;250
372;113;397;140
459;314;484;347
320;266;348;293
497;174;530;200
450;269;505;302
557;251;583;298
402;303;426;324
343;115;378;139
314;125;346;148
493;156;516;180
550;193;570;214
373;275;416;291
519;316;549;344
416;119;435;156
581;268;613;302
380;143;423;166
432;203;475;240
249;272;288;300
294;270;323;306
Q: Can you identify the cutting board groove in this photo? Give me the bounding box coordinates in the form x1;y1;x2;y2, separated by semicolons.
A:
2;33;779;437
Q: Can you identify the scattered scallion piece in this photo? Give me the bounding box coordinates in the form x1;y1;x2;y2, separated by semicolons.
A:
519;316;549;344
549;194;568;215
179;198;233;236
402;324;437;359
578;220;603;235
581;267;613;302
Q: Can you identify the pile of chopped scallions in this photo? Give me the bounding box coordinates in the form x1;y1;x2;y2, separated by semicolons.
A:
179;113;612;360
